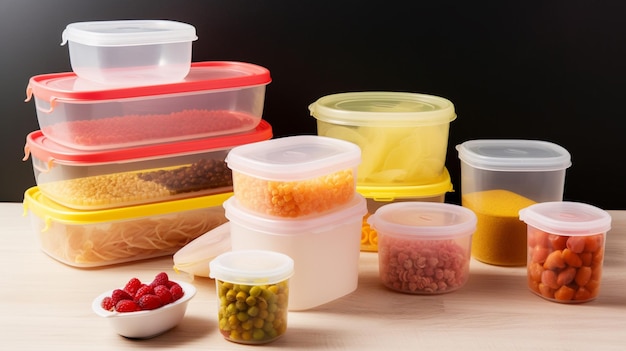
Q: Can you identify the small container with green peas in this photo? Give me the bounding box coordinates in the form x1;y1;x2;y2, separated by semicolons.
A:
209;250;294;344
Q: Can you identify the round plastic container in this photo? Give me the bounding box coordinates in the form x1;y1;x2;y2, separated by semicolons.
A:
209;250;294;344
62;20;198;85
456;139;571;266
367;202;477;294
519;202;611;304
309;91;456;187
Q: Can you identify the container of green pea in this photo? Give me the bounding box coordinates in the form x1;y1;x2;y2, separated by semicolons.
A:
209;250;294;344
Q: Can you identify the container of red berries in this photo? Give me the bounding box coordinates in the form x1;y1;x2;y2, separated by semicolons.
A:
92;272;197;339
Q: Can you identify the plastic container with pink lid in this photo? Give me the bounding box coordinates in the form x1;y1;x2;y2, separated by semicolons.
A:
25;61;271;150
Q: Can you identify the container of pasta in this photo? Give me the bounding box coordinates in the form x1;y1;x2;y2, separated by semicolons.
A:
358;168;454;252
22;186;232;268
23;120;272;210
25;61;271;150
309;91;456;187
456;139;572;266
225;135;361;218
520;201;611;303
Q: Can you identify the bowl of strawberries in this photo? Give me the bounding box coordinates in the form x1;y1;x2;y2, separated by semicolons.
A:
92;271;196;339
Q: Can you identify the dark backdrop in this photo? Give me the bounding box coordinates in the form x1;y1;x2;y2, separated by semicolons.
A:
2;0;625;209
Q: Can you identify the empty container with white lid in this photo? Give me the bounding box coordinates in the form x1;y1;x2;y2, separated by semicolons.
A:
61;20;198;85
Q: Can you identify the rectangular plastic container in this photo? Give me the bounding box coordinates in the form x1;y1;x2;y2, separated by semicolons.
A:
309;91;456;187
23;120;272;210
23;186;233;268
25;61;271;150
456;139;572;266
225;135;361;218
224;194;367;311
358;167;454;252
61;20;198;85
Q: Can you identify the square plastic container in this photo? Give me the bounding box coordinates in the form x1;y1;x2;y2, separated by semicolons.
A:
519;201;612;303
25;61;271;150
358;168;454;252
309;91;456;187
23;186;232;268
225;135;361;218
224;194;367;310
209;250;294;344
61;20;198;85
23;121;272;210
367;202;477;294
456;139;571;266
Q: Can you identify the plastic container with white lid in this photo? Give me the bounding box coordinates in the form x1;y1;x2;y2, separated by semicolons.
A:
367;202;477;294
519;201;612;303
309;91;456;187
23;120;272;210
25;61;271;150
226;135;361;218
61;20;198;85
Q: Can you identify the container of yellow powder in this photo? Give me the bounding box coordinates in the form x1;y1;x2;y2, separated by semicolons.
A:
456;140;571;266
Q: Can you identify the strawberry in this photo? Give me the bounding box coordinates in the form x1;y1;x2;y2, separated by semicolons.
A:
101;296;115;311
154;285;173;305
150;272;169;288
169;282;184;301
137;294;163;310
123;277;142;296
110;289;133;305
134;284;154;302
116;299;141;312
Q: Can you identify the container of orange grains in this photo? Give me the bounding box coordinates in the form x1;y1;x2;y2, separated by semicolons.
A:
519;201;612;303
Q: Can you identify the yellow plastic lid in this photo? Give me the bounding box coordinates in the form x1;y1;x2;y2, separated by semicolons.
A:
357;168;453;201
23;186;232;226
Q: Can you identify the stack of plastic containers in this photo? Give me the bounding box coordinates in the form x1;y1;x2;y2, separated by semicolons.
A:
309;92;457;252
21;20;273;268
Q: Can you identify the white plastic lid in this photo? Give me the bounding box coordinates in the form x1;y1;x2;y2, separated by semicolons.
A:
61;20;198;47
367;202;477;240
223;194;367;235
209;250;294;285
519;201;612;236
225;135;361;180
309;91;456;127
456;139;572;172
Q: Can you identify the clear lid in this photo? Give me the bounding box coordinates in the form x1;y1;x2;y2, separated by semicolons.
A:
61;20;197;46
23;120;272;166
225;135;361;180
367;202;477;240
357;168;453;201
209;250;295;285
519;201;612;235
456;139;572;172
309;91;456;127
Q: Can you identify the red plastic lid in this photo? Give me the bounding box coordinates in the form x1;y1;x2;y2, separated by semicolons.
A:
24;120;272;165
26;61;271;103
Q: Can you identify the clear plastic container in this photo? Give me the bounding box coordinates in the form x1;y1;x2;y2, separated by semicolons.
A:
367;202;477;294
226;135;361;218
519;201;611;303
456;139;571;266
358;168;454;252
23;186;232;268
25;61;271;150
309;91;456;187
224;194;367;310
209;250;294;344
61;20;198;85
23;121;271;210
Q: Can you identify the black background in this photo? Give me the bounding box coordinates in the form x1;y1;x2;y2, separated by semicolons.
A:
2;0;625;209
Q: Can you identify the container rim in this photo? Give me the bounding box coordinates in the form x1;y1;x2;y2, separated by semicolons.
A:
357;168;453;200
209;250;295;285
519;201;612;235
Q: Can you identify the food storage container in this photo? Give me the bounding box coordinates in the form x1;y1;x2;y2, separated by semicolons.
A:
225;135;361;218
209;250;294;344
61;20;197;85
23;120;271;210
25;61;271;150
309;91;456;187
367;202;477;294
224;194;367;310
358;168;453;252
456;139;571;266
519;201;611;303
22;186;232;268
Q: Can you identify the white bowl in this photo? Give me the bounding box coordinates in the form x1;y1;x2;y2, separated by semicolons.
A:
92;280;196;339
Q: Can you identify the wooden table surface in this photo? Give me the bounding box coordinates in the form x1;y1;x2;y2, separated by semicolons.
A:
1;202;625;350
